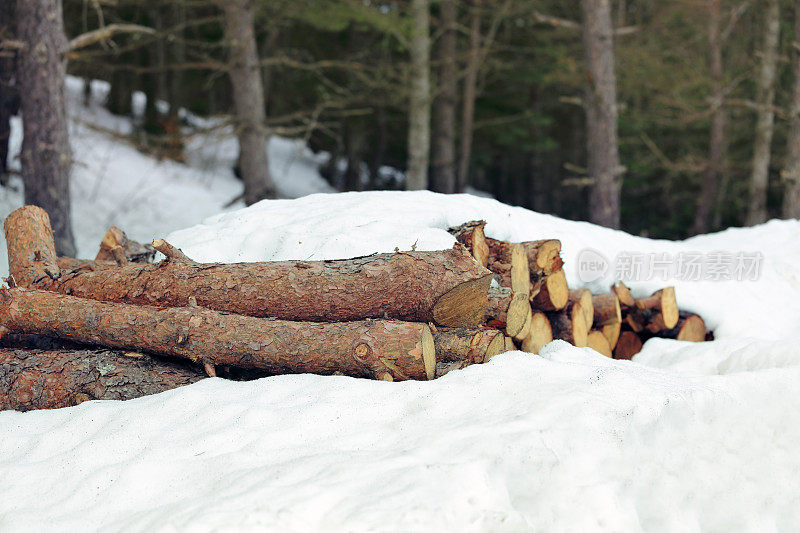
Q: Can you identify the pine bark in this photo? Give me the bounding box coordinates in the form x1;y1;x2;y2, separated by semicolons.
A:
15;0;76;256
581;0;622;229
218;0;276;204
406;0;431;191
0;346;204;412
6;206;492;327
0;288;442;381
692;0;727;235
783;0;800;219
746;0;780;225
431;0;457;193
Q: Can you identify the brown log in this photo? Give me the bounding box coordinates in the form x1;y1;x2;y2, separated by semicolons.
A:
95;226;155;264
484;286;531;339
627;287;679;333
5;206;493;327
592;293;621;327
611;281;635;307
547;299;587;347
531;269;569;311
601;321;621;349
569;289;594;330
432;327;507;375
587;330;612;357
0;347;205;411
0;287;442;381
448;220;489;267
519;239;563;277
487;241;531;296
521;312;553;354
656;312;706;342
613;330;643;360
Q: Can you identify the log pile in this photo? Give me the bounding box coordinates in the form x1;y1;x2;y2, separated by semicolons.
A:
0;208;712;411
448;220;711;361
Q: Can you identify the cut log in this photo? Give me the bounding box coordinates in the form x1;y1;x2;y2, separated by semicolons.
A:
96;226;155;264
587;330;612;357
504;336;516;352
0;287;441;381
432;327;507;369
656;312;706;342
611;281;635;307
613;330;643;360
0;347;204;411
448;220;489;267
592;293;621;327
569;289;594;329
547;299;587;346
519;239;563;277
4;205;61;287
601;321;621;349
484;286;531;339
521;312;553;354
628;287;679;333
531;269;569;311
5;206;493;327
489;242;531;296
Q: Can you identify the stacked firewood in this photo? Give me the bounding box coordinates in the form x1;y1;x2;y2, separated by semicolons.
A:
0;208;710;412
448;221;710;360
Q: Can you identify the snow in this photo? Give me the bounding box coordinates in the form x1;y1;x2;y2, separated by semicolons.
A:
2;78;800;531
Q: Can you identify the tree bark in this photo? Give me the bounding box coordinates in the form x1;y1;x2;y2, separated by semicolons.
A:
0;0;18;180
592;292;621;327
218;0;276;204
431;0;457;193
746;0;780;225
15;0;76;256
581;0;622;229
783;0;800;219
405;0;431;191
531;270;568;311
547;298;588;347
0;287;442;381
458;0;481;191
692;0;727;235
6;206;493;327
0;346;204;411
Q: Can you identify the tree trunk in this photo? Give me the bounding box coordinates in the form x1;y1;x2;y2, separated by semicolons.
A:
15;0;76;256
746;0;780;225
0;346;204;411
458;0;481;191
431;0;457;193
0;0;18;180
5;206;493;327
405;0;431;191
218;0;276;204
783;0;800;219
581;0;622;229
692;0;727;235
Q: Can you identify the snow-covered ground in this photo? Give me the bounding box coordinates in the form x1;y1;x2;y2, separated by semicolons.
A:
2;78;800;531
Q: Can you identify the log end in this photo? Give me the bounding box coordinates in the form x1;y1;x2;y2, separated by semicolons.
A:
421;324;436;380
676;314;706;342
659;286;679;329
433;273;493;327
587;330;612;357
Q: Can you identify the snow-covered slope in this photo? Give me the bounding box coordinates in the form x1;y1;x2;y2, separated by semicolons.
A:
2;78;800;532
2;191;800;532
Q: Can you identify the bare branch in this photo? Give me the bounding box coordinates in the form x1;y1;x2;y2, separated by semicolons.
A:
68;23;156;51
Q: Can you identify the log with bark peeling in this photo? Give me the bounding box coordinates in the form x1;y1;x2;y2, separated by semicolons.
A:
5;206;493;327
0;347;205;411
432;327;508;375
